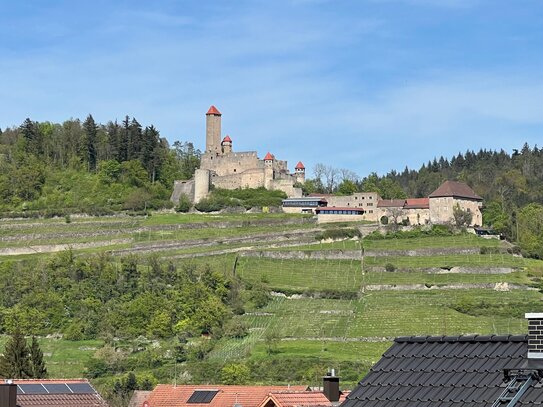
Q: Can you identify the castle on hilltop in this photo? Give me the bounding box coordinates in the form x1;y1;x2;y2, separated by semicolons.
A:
171;106;305;204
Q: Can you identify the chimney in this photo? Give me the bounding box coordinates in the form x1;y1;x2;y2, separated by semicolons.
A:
526;313;543;361
323;369;340;402
0;384;17;407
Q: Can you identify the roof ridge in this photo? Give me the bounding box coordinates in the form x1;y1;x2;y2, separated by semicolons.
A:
394;334;527;343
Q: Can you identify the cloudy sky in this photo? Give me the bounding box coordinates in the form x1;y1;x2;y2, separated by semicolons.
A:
1;0;542;177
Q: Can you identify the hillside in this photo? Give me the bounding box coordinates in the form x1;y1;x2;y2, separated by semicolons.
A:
1;212;543;403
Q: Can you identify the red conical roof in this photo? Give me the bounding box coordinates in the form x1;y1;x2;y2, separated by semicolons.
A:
295;161;305;170
206;105;222;115
264;152;274;161
222;135;232;143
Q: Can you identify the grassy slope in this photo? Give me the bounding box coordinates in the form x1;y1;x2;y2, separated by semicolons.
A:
2;213;543;385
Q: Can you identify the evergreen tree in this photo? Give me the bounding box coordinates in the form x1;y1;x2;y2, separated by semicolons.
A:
83;114;98;172
29;336;47;379
0;330;32;378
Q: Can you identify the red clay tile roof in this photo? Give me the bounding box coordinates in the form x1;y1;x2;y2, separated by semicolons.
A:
295;162;305;170
12;379;108;407
404;198;429;209
222;135;232;143
206;105;222;115
259;391;350;407
377;199;406;208
264;152;274;160
144;385;307;407
428;180;482;200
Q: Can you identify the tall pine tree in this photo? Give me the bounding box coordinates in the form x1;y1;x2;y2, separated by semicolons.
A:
29;336;47;379
83;114;98;172
0;330;31;378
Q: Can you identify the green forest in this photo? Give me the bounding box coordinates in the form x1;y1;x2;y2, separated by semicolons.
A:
0;116;200;215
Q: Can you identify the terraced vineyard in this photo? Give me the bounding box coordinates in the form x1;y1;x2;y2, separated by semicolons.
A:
2;212;543;385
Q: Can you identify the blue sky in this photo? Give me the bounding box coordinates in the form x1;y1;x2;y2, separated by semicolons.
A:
1;0;543;177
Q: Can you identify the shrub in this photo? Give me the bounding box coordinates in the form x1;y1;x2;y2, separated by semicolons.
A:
176;194;191;213
224;319;249;339
385;263;396;272
315;228;361;241
194;197;225;212
380;216;389;225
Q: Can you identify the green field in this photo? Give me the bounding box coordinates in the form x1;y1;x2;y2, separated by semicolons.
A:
236;256;535;293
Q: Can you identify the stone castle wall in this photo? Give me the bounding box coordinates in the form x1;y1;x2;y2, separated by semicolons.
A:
429;197;482;226
201;151;261;177
212;168;266;190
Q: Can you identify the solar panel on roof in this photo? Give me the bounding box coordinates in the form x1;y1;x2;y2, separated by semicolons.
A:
187;390;219;403
17;384;48;394
66;382;96;394
43;383;72;394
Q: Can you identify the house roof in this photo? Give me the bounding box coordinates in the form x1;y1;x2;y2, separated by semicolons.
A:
376;199;406;208
144;385;307;407
429;180;482;200
264;152;274;161
11;379;108;407
222;135;232;143
404;198;429;209
295;162;305;170
206;105;222;115
341;334;539;407
259;390;350;407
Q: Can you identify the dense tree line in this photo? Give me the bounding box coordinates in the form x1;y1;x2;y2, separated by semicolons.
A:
0;116;201;214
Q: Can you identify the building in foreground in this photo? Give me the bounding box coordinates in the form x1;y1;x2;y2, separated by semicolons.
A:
171;106;305;205
341;313;543;407
0;379;108;407
140;373;348;407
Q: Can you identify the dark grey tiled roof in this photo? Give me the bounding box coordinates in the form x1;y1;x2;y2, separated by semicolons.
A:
342;335;543;407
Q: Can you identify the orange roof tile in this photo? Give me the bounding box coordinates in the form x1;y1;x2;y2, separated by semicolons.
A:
222;135;232;143
259;390;350;407
264;152;274;160
145;385;307;407
404;198;429;209
295;162;305;170
206;105;222;115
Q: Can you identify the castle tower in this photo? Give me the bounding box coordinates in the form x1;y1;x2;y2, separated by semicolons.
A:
264;152;274;167
222;135;232;154
294;161;305;184
206;105;222;154
263;152;274;188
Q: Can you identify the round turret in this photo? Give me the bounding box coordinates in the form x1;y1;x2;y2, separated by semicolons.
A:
222;135;232;154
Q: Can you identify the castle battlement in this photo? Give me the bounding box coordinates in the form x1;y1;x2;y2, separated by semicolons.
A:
171;106;305;205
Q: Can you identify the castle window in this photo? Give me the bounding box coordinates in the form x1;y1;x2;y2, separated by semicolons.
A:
234;169;236;172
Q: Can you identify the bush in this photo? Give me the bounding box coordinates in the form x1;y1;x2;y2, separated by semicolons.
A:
385;263;396;272
176;194;191;213
380;216;389;225
315;228;362;241
194;197;225;212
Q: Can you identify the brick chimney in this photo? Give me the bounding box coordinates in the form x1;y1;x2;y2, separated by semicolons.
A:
323;369;340;402
0;384;17;407
526;313;543;360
